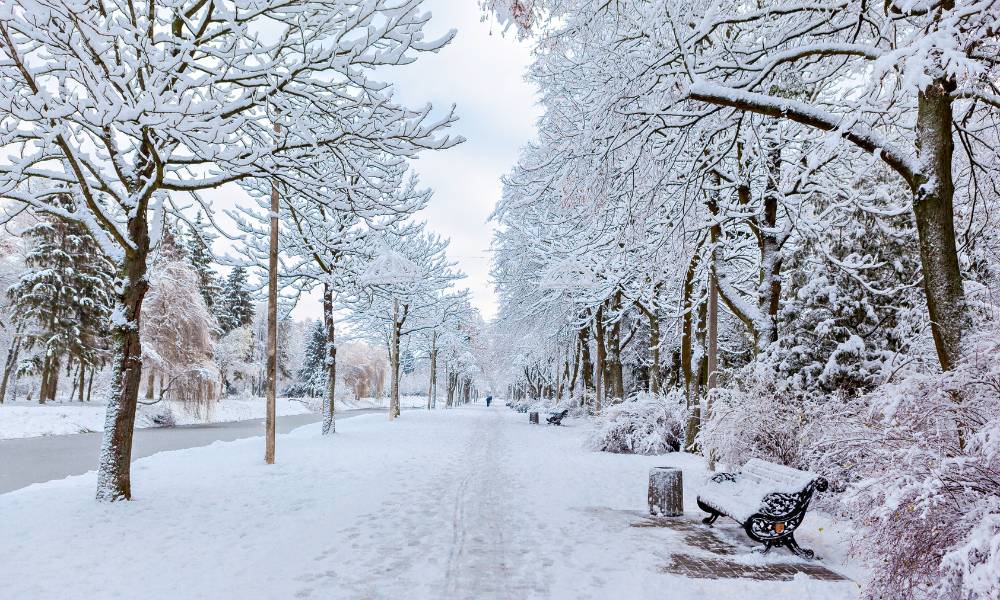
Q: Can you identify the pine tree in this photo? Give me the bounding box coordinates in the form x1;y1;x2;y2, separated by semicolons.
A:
7;197;114;402
217;267;254;334
401;348;415;375
184;212;221;316
287;320;327;398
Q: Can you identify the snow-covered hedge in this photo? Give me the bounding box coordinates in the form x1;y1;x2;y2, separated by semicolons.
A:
700;366;809;470
588;391;686;455
810;327;1000;600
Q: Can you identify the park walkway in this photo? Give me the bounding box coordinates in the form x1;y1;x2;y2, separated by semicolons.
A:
0;406;858;599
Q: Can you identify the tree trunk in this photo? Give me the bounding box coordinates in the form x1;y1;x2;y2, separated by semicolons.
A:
638;304;661;394
681;248;702;400
86;366;95;403
707;279;720;393
0;324;23;404
41;354;60;403
568;337;580;400
914;80;965;371
96;229;151;501
607;294;625;400
38;354;51;405
578;323;593;398
706;270;720;470
75;360;84;402
446;368;456;408
685;300;708;452
321;284;337;435
593;306;606;414
68;357;79;402
749;143;784;349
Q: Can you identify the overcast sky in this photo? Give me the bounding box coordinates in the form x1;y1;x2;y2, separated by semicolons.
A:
267;3;540;322
375;2;540;321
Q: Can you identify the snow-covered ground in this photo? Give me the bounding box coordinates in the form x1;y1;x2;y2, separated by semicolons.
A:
337;394;435;411
0;397;311;440
0;406;862;599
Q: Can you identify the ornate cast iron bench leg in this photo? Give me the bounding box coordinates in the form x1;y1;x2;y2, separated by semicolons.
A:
696;499;721;525
783;535;817;560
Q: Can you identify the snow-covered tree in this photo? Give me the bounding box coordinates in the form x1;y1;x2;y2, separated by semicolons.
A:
5;199;113;403
214;326;253;398
287;320;327;399
141;228;218;414
345;225;466;420
217;267;255;335
184;212;220;317
0;0;460;500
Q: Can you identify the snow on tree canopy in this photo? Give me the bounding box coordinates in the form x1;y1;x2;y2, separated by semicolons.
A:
359;246;423;286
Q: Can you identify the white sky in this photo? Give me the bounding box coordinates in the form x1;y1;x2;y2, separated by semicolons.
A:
381;2;541;321
271;2;540;322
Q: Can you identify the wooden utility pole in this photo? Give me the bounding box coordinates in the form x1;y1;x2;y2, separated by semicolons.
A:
265;120;279;465
389;298;400;421
427;330;437;409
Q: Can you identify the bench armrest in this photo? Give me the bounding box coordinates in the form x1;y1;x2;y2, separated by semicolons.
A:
759;477;827;518
709;472;739;484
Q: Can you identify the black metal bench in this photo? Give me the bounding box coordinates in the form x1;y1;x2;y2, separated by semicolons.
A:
696;458;828;559
546;409;569;425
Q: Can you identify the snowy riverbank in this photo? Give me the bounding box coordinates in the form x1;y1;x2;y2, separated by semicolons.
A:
0;397;312;440
0;394;447;440
0;406;863;599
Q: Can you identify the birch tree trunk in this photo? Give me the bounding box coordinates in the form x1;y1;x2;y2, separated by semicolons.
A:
321;284;337;435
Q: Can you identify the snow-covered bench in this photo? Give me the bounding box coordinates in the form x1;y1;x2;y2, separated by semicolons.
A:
697;458;828;559
547;409;569;425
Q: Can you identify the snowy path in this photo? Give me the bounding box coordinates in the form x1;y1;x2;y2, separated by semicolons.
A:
0;411;379;494
0;407;860;599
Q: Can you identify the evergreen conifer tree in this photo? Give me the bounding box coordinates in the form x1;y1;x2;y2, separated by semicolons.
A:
217;267;254;334
7;197;114;402
288;320;327;398
184;212;220;316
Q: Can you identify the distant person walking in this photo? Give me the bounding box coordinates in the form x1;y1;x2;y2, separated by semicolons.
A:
485;395;492;407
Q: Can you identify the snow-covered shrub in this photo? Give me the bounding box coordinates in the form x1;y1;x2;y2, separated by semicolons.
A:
588;391;686;455
141;403;176;428
700;365;809;470
811;327;1000;600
